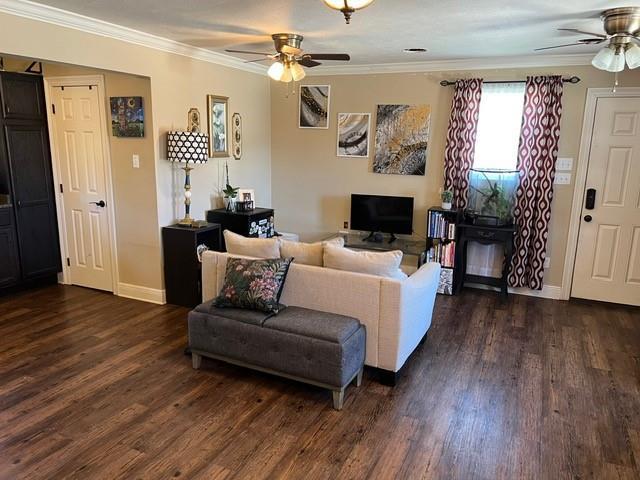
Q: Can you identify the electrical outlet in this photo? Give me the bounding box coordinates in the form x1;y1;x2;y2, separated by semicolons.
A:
132;154;140;169
544;257;551;269
556;157;573;171
554;172;571;185
343;221;349;229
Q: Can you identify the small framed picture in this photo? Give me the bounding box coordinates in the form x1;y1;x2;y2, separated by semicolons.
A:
299;85;330;129
207;95;229;157
337;113;370;157
238;189;255;204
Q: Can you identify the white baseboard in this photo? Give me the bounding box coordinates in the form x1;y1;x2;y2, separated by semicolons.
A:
117;282;166;304
466;282;563;300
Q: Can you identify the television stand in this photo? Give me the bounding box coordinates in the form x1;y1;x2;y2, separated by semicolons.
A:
388;233;397;244
326;232;425;258
363;231;383;243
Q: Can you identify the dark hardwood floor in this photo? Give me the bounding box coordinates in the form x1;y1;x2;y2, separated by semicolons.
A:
1;285;639;479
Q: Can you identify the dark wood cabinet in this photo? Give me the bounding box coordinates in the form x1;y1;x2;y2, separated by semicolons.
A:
206;208;275;251
0;72;60;293
162;223;222;308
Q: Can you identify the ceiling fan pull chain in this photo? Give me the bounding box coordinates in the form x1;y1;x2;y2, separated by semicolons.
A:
612;71;619;93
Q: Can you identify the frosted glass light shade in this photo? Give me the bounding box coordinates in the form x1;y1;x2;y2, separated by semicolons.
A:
592;46;615;71
290;62;306;81
280;65;292;83
626;43;640;69
610;50;626;72
268;61;285;81
323;0;374;9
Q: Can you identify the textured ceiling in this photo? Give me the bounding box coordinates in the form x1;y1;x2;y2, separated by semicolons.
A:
30;0;637;65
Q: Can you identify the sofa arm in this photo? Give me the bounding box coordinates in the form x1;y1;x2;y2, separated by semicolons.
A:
201;251;219;303
378;262;441;371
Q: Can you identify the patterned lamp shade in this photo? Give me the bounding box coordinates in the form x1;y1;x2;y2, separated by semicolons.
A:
167;131;209;163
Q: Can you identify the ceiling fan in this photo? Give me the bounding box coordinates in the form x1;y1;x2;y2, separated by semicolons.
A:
225;33;351;82
535;7;640;72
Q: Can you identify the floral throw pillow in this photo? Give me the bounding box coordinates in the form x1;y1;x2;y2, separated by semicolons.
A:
214;257;293;313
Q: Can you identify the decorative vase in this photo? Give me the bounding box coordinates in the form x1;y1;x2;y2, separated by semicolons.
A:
224;197;236;211
441;201;452;210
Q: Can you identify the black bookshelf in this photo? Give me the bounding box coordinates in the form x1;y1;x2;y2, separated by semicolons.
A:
426;207;461;295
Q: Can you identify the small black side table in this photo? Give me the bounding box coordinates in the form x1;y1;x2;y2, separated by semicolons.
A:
206;208;275;251
455;223;516;298
162;223;221;308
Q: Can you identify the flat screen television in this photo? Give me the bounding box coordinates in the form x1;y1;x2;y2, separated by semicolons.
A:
350;194;414;237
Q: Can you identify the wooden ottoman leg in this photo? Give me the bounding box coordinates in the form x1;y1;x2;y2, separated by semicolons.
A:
332;389;345;410
192;353;202;370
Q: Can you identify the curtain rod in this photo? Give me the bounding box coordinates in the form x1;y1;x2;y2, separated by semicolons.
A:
439;76;580;87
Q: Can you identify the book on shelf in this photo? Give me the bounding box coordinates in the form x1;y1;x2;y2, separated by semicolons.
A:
427;211;456;240
425;241;456;268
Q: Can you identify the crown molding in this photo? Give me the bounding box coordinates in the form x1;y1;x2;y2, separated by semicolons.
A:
307;53;595;76
0;0;267;75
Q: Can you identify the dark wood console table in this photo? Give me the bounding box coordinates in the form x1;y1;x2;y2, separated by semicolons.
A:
455;223;516;298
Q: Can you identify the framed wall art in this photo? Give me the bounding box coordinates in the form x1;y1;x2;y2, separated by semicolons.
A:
337;113;370;157
207;95;229;157
299;85;330;129
231;112;242;160
110;96;144;137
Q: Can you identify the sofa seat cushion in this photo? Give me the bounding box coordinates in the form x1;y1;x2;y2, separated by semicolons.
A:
194;300;276;326
264;306;360;344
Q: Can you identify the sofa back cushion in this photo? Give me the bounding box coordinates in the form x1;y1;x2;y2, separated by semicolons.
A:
280;236;345;266
323;245;406;279
224;230;280;258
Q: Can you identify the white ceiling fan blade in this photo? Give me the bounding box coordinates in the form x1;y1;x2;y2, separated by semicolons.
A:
558;28;607;39
534;43;588;51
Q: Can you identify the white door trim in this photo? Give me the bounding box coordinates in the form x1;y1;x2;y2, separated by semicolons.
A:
561;87;640;301
44;75;119;295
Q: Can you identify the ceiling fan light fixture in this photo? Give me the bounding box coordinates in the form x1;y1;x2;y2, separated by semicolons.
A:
625;43;640;69
322;0;374;24
280;64;293;83
610;47;626;72
290;61;306;81
268;61;285;81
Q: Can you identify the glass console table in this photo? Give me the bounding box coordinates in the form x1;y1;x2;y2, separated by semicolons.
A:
325;232;426;258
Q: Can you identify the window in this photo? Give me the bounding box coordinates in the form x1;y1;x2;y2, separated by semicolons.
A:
473;82;526;171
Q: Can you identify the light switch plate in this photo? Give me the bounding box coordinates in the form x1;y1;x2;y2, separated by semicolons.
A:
132;154;140;169
554;172;571;185
556;157;573;171
544;257;551;269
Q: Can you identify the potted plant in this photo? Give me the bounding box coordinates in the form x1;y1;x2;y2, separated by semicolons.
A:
441;189;453;210
222;161;239;211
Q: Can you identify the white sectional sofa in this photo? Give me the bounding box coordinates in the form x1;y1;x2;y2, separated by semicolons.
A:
201;250;440;380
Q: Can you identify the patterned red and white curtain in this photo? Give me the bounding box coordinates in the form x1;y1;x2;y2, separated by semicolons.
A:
443;79;483;209
508;76;564;289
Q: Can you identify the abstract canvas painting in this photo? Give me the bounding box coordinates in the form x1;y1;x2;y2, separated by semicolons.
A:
299;85;330;129
337;113;370;157
373;104;431;175
110;97;144;137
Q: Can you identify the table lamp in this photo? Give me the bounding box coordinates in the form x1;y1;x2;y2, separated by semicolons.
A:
167;130;209;227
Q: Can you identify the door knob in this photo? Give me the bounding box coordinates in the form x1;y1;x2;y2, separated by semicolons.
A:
89;200;106;208
584;215;592;223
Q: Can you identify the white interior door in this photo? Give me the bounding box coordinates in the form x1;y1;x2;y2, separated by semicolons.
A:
51;85;114;291
572;96;640;306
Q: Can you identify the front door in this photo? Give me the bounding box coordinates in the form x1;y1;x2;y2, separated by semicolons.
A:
572;96;640;306
50;84;114;291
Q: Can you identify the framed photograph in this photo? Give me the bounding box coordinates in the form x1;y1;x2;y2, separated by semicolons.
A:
110;96;144;137
337;113;370;157
299;85;330;129
237;189;255;204
207;95;229;157
188;107;201;133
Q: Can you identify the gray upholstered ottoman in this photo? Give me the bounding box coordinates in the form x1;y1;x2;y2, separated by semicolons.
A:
188;302;366;410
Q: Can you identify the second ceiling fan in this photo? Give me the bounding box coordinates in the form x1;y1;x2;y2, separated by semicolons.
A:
226;33;351;82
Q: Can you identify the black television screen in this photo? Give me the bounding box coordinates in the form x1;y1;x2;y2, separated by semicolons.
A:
350;194;414;235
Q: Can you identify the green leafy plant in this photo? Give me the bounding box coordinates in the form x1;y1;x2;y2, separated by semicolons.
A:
472;170;513;222
441;189;453;203
222;161;238;198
